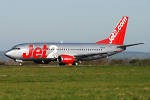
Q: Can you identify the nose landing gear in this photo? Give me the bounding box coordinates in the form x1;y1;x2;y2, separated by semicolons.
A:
19;62;23;66
15;59;23;66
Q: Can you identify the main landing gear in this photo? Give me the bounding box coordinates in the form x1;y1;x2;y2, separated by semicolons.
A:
59;63;66;66
72;62;79;66
59;61;80;66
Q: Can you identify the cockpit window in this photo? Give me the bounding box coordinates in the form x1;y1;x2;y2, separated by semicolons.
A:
12;47;20;50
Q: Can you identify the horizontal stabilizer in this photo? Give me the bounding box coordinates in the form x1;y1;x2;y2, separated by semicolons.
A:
117;42;146;48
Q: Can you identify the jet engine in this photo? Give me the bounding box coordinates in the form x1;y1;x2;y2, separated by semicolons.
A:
57;55;74;64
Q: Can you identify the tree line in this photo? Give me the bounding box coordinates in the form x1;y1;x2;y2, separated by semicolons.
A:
80;59;150;66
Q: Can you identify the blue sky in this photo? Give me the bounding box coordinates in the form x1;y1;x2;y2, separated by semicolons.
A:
0;0;150;52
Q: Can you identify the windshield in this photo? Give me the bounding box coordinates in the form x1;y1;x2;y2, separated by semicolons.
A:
12;47;20;50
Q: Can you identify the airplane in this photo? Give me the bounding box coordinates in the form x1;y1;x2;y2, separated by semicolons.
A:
5;16;145;66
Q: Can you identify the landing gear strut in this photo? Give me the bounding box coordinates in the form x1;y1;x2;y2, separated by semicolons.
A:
15;59;23;66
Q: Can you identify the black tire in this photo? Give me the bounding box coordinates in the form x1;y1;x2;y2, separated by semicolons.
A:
59;63;65;66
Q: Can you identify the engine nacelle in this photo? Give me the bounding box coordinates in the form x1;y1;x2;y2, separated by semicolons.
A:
57;55;74;64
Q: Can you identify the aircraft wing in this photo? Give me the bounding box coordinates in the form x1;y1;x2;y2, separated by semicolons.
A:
74;52;112;59
117;42;146;48
74;42;146;59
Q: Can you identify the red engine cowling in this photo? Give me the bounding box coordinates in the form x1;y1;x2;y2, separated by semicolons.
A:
57;55;74;64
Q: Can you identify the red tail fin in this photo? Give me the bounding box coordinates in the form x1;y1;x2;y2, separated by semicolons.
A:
95;16;129;45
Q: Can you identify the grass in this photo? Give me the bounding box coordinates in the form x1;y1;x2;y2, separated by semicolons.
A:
0;65;149;100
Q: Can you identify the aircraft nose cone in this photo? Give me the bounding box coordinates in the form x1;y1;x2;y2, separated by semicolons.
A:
5;50;12;58
5;51;10;57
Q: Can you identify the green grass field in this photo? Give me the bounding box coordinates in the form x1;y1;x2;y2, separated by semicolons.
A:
0;65;149;100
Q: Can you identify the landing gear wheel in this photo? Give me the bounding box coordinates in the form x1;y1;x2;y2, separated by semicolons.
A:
73;62;79;66
75;62;78;66
19;62;22;66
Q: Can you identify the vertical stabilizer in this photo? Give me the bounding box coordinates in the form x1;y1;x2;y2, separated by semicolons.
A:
95;16;129;45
